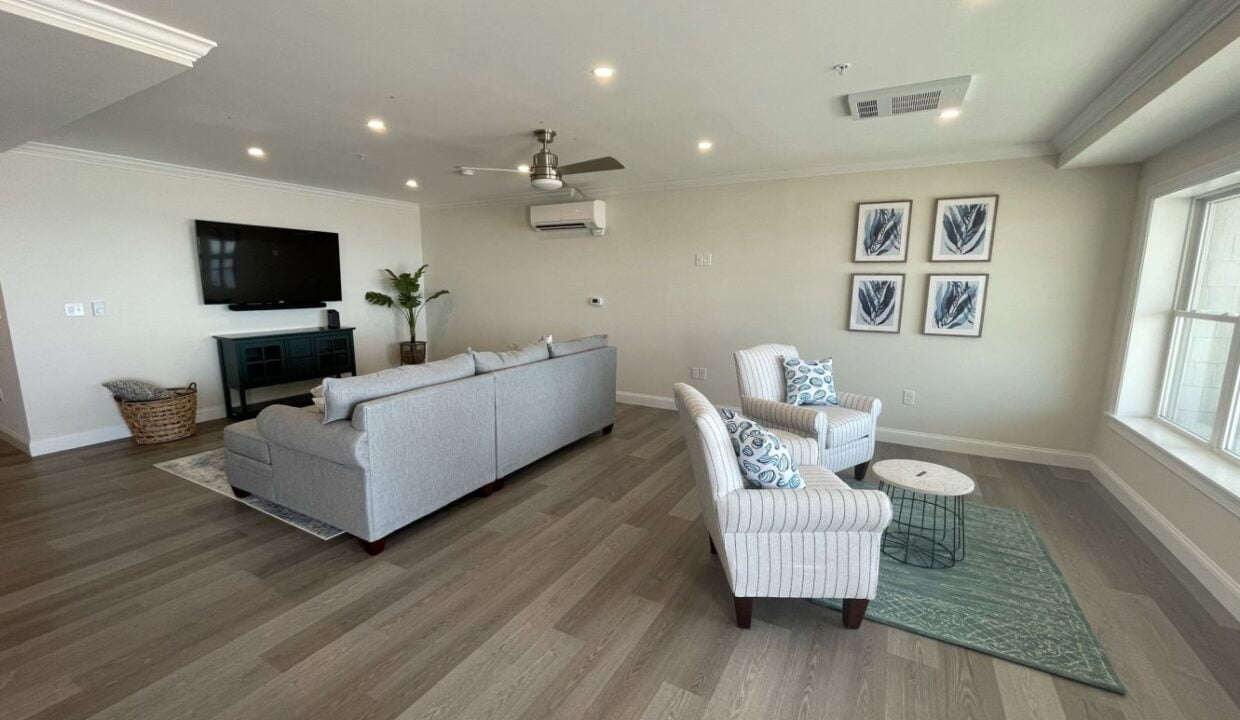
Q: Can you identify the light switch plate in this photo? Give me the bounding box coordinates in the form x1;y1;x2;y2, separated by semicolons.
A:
91;301;106;316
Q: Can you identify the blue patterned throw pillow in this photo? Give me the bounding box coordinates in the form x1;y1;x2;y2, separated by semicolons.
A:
718;408;803;489
783;357;838;406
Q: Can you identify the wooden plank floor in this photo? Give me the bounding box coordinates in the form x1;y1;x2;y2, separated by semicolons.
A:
1;403;1238;719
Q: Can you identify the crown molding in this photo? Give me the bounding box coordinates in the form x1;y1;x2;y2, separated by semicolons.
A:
1051;0;1240;155
421;143;1053;211
0;0;215;66
10;143;420;210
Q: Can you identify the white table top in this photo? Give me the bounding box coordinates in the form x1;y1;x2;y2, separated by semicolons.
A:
872;459;975;496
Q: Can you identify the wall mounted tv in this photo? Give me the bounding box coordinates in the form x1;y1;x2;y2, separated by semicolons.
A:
196;220;342;310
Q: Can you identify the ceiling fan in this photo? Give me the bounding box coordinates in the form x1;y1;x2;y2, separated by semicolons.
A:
455;129;624;191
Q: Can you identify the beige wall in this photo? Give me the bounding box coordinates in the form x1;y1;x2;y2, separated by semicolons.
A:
0;281;28;444
1097;113;1240;610
423;156;1138;453
0;150;422;454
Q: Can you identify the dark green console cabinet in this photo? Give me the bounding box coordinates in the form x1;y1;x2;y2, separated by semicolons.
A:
214;327;356;418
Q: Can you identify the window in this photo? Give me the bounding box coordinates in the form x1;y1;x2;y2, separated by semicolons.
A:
1159;187;1240;456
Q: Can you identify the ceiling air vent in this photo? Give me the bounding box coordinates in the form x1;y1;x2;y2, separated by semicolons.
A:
846;75;971;120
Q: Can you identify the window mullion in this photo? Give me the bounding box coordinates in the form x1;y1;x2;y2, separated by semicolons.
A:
1212;318;1240;449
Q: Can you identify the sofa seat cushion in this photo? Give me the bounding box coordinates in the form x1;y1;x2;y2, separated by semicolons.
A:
223;419;270;465
799;464;850;491
820;406;872;446
472;341;550;373
321;352;475;422
549;334;607;357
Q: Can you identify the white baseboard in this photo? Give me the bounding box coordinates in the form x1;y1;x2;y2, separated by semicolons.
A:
876;427;1095;470
1088;455;1240;622
26;404;229;457
616;391;675;411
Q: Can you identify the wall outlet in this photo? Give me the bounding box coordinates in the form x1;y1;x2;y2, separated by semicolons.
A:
589;297;604;306
902;389;916;406
91;301;106;316
690;367;708;380
65;303;85;317
693;252;713;267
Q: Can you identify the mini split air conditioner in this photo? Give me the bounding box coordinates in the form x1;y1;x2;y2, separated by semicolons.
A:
529;200;606;236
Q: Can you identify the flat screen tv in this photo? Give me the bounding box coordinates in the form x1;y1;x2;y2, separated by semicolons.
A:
196;220;342;309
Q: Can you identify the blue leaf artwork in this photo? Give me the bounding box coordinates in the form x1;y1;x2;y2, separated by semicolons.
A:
850;275;904;332
855;201;911;261
933;196;997;261
925;274;988;337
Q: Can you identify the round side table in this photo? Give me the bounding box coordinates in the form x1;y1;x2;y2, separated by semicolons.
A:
873;459;975;569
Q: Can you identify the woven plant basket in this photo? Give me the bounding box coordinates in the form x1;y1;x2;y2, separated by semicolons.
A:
115;383;198;444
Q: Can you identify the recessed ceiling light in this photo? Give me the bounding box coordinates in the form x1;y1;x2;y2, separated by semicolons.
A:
939;108;961;119
405;179;418;189
247;146;265;158
697;140;713;151
517;164;531;173
592;66;615;78
366;118;386;131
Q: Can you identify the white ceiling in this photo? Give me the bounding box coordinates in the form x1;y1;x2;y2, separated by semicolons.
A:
28;0;1194;205
0;10;192;153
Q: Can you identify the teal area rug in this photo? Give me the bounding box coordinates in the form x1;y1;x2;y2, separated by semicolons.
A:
813;488;1124;694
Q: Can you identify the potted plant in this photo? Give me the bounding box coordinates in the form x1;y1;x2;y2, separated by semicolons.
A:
365;265;449;365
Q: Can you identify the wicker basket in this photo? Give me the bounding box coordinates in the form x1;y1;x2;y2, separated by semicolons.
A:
115;383;198;444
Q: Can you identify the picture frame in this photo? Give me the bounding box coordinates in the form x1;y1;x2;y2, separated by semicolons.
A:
854;200;912;262
923;274;989;337
849;273;906;333
931;195;998;261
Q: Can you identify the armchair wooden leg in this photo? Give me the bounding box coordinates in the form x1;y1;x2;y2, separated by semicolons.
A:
842;598;869;629
602;423;615;435
359;537;387;555
854;461;870;481
733;597;753;629
709;536;717;556
230;486;251;499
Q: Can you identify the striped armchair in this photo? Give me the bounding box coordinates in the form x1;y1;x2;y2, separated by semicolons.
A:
734;343;881;479
673;383;892;629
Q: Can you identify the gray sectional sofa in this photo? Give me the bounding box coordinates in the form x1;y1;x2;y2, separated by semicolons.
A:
223;338;616;554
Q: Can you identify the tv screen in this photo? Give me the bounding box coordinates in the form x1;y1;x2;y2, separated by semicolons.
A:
195;220;342;306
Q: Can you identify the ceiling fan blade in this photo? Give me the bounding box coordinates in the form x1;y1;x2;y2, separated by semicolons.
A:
455;166;528;174
558;156;624;175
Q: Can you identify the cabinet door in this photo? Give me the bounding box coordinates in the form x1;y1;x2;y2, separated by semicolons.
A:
240;342;286;385
314;335;352;374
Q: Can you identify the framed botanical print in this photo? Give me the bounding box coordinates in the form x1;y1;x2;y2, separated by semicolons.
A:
849;273;905;333
854;200;911;262
932;195;998;261
923;274;989;337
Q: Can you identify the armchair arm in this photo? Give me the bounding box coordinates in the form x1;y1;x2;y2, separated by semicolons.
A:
740;396;827;438
256;405;368;468
718;488;892;534
838;392;882;418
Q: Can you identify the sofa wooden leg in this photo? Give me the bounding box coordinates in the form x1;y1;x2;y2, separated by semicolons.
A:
734;597;753;629
495;477;505;490
854;461;870;481
709;536;717;556
602;423;614;435
359;537;387;556
475;480;501;498
230;486;251;499
842;598;869;629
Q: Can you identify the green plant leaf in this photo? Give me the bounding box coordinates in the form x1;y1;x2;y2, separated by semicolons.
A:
364;291;395;307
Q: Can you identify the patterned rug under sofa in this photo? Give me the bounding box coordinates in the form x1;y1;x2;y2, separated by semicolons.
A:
155;448;343;540
814;485;1124;694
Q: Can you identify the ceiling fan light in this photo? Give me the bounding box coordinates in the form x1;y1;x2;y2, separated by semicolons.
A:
531;177;563;191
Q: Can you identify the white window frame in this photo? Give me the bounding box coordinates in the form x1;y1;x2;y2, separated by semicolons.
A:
1157;185;1240;457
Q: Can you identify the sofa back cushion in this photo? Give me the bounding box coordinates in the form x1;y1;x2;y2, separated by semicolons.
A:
549;334;608;358
321;352;475;423
472;340;550;373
